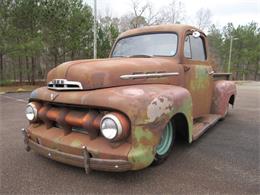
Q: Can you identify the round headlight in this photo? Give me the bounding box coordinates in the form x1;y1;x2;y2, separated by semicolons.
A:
25;103;38;122
100;114;122;140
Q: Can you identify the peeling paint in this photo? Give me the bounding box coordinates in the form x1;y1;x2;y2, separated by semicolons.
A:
147;96;174;123
122;88;145;97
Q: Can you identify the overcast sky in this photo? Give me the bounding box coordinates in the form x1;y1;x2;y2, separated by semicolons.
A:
85;0;260;28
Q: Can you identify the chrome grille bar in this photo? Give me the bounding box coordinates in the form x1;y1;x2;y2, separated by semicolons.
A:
120;72;179;80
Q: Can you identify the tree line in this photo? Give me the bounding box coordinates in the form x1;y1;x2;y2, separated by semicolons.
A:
0;0;259;85
208;22;260;80
0;0;119;85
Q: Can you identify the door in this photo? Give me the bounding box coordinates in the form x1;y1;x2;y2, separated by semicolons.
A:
183;34;214;118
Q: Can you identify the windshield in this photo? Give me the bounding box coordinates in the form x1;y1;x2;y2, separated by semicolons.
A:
112;33;178;57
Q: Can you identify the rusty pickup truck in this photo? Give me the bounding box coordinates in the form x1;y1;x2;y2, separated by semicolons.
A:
22;24;236;173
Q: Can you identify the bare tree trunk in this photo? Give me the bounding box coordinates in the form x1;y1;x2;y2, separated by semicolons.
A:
13;62;16;82
44;63;48;79
18;56;23;83
63;48;66;62
235;64;239;80
71;51;74;60
242;64;246;80
0;53;3;82
31;56;35;85
255;63;259;81
26;56;30;83
54;54;58;66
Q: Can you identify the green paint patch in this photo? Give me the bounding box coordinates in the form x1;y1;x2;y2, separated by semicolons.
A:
128;145;154;170
178;98;193;143
134;126;153;143
128;126;155;169
168;96;193;143
190;66;210;91
70;140;82;147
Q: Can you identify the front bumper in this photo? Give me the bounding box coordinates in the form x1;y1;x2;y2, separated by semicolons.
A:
21;128;132;173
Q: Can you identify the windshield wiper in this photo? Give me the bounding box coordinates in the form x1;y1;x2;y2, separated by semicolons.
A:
112;55;128;58
113;54;171;58
152;55;172;57
128;54;152;58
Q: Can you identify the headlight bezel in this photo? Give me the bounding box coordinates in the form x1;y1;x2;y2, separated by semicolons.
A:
100;113;129;141
25;102;39;122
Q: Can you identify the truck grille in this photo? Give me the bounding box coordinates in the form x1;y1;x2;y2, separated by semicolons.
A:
38;104;103;139
48;79;83;90
54;122;89;135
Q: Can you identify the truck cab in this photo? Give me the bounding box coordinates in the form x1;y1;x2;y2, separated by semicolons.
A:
22;24;236;173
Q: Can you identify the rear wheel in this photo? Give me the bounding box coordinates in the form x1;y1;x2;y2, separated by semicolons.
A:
153;121;175;165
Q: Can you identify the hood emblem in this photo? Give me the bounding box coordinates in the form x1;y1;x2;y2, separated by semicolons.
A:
47;79;83;91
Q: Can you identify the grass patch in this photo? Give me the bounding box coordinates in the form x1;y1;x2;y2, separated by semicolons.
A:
0;80;15;86
0;85;41;93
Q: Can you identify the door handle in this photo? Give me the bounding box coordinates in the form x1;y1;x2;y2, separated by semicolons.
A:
208;70;215;75
184;65;190;72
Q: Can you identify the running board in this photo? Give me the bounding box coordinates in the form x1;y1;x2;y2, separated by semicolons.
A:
192;114;222;141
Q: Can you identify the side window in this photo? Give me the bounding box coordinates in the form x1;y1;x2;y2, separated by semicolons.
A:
184;34;206;61
184;36;191;58
189;35;206;61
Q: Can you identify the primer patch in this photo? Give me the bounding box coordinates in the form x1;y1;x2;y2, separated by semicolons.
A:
147;96;174;122
122;88;145;96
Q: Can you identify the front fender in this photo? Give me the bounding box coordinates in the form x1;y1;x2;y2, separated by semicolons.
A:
124;85;193;170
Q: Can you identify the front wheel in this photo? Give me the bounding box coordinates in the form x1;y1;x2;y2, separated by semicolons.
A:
152;121;175;165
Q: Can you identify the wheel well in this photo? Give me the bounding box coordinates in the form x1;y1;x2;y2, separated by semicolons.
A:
171;113;189;143
229;95;235;106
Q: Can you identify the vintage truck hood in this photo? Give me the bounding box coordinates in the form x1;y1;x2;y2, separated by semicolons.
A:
47;58;183;90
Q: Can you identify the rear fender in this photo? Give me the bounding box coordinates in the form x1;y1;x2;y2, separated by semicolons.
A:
211;80;237;116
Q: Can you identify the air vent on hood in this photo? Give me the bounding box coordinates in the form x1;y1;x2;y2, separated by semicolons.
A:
48;79;83;90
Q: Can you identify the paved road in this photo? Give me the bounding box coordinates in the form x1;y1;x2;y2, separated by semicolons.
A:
0;82;259;194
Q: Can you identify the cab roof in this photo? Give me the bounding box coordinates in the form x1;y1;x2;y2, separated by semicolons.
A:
118;24;205;39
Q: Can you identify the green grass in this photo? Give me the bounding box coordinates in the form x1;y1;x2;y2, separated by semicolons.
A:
0;85;41;93
0;80;15;86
